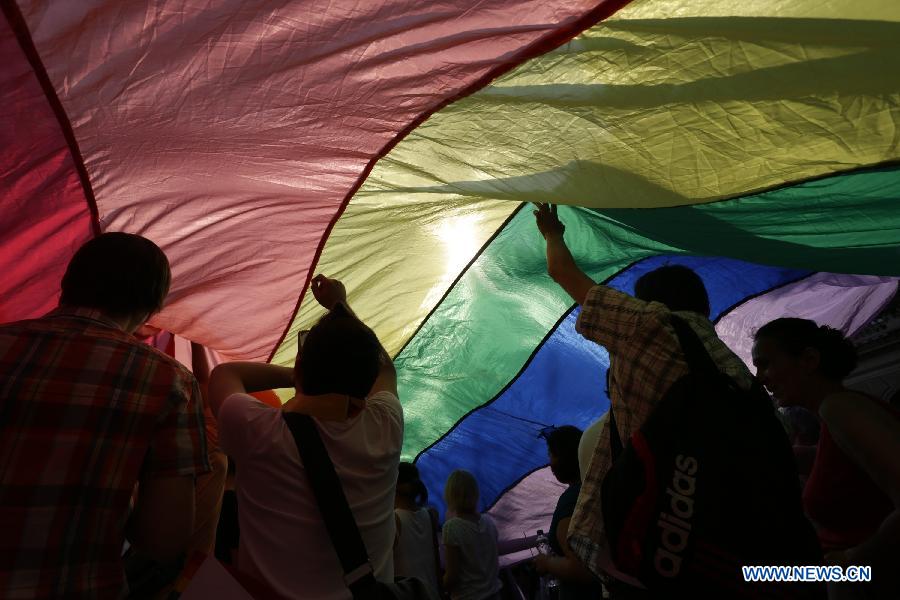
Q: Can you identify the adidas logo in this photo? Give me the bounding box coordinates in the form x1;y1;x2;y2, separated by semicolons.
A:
654;454;698;577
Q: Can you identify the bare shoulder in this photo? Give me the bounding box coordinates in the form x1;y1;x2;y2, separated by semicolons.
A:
820;390;893;426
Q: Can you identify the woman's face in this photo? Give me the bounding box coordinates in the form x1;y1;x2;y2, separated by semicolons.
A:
751;336;816;406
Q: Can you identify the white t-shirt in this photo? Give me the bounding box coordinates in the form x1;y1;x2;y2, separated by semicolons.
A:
218;391;403;600
394;508;440;595
442;514;502;600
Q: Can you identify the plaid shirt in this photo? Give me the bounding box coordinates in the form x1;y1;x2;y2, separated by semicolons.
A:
0;308;209;598
568;286;752;579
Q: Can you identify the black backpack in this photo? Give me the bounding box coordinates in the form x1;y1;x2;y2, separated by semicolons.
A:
601;315;825;598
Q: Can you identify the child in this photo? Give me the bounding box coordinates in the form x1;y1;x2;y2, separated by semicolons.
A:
442;470;502;600
394;463;441;597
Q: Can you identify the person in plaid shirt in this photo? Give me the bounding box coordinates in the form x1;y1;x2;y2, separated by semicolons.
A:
533;204;754;596
0;233;210;598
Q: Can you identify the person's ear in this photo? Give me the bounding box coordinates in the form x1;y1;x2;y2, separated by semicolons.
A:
133;322;160;339
125;312;153;335
799;347;821;375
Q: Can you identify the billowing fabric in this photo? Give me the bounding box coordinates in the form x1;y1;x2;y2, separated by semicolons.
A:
486;467;567;566
3;0;900;564
399;166;900;467
715;273;900;368
272;0;900;365
0;10;94;324
4;0;629;360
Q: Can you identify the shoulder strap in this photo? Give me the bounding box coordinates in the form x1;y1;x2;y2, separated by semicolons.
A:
668;314;721;377
606;371;623;461
281;412;379;597
607;314;721;460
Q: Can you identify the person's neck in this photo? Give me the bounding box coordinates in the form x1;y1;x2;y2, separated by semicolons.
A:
99;311;150;334
802;378;846;413
454;509;480;522
114;313;145;333
395;497;418;511
282;393;363;421
65;306;144;334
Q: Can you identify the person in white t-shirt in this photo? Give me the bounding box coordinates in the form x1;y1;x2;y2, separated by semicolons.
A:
393;462;441;597
442;470;502;600
209;275;403;599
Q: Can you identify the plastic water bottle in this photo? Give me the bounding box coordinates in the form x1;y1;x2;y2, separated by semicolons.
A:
535;529;559;599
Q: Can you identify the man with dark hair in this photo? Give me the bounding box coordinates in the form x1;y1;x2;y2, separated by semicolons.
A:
59;231;172;319
0;233;209;598
633;265;710;316
533;205;753;593
542;425;583;485
209;275;402;599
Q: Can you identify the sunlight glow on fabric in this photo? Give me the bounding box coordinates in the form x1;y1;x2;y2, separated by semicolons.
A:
437;214;481;274
422;214;484;309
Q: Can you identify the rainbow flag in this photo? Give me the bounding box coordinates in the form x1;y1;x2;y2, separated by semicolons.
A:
2;0;898;544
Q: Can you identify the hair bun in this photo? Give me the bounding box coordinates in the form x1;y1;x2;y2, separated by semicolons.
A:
816;325;858;379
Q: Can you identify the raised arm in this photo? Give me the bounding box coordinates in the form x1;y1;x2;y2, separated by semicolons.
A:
368;345;397;397
534;203;595;306
208;362;294;417
310;274;397;398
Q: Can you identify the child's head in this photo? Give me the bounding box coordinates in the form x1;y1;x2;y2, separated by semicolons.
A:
396;462;428;506
444;469;479;514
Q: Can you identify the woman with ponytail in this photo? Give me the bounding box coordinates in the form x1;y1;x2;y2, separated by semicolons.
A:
393;462;441;597
753;318;900;598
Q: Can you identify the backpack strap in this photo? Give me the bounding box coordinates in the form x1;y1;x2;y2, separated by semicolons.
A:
607;369;624;461
281;412;379;598
668;314;721;378
606;314;719;461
